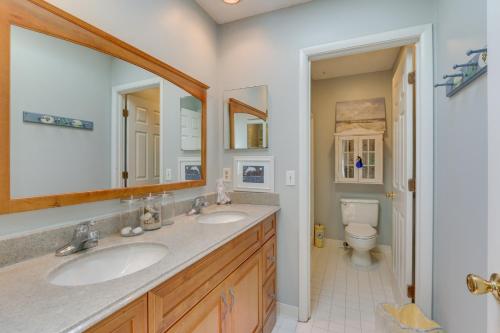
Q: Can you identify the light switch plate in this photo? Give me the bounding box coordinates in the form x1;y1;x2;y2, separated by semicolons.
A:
165;168;172;181
223;168;232;182
286;170;296;186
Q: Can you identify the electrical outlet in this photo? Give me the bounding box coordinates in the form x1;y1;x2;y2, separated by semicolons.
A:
223;168;232;182
286;170;296;186
165;168;172;181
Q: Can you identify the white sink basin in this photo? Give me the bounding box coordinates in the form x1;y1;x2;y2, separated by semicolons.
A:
197;211;248;225
48;243;168;286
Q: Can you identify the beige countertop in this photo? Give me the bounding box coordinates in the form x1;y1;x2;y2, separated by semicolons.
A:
0;204;280;333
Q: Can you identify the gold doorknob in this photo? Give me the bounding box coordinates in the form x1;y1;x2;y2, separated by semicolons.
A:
466;273;500;301
386;192;396;199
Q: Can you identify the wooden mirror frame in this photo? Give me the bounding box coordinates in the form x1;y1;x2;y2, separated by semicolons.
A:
228;98;268;149
0;0;208;214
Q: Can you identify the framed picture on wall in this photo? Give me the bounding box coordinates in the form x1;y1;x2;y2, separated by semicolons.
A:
233;156;274;192
178;157;202;181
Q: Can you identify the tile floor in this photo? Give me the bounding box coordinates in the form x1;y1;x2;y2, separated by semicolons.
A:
272;241;398;333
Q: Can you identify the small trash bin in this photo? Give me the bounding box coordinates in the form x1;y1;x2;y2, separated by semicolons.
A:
314;224;325;248
376;303;444;333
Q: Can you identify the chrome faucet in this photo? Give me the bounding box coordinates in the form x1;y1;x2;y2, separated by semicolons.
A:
187;196;209;215
55;220;99;256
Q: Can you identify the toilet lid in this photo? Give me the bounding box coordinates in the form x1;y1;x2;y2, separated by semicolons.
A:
345;223;377;239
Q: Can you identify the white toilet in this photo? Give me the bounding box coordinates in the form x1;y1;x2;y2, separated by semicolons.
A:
340;198;379;267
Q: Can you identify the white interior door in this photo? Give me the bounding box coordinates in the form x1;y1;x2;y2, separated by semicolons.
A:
127;95;160;186
391;47;414;303
180;108;201;151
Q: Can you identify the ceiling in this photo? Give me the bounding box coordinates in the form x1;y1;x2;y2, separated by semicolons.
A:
311;47;401;80
130;87;160;103
195;0;313;24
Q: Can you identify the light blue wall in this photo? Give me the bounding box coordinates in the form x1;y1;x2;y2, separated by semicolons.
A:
433;0;488;331
218;0;437;307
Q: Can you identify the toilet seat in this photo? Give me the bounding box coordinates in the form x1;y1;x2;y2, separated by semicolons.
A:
345;223;377;239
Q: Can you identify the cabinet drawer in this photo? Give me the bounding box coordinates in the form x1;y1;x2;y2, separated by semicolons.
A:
262;236;276;281
148;224;262;333
262;214;276;243
86;295;147;333
262;273;276;322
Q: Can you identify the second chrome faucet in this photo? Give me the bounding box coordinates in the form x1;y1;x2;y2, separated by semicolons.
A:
187;196;209;216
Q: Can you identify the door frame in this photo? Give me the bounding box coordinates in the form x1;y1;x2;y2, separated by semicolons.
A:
111;77;165;188
487;0;500;329
297;24;434;321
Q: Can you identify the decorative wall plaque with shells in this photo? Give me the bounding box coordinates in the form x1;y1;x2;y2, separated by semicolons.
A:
23;111;94;130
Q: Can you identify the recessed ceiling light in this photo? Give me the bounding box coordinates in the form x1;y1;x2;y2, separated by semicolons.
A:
223;0;240;4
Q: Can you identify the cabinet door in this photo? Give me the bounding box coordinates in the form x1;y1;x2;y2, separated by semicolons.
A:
335;136;358;183
166;283;227;333
227;251;262;333
358;135;383;184
85;295;147;333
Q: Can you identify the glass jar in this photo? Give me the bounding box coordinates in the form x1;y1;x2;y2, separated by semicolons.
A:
120;196;141;229
140;193;162;231
159;192;176;226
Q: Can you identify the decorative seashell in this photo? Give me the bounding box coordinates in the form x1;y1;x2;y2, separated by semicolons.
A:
40;116;55;124
453;76;463;85
140;212;152;221
146;206;159;214
72;119;83;127
133;227;143;234
120;226;132;236
478;52;487;68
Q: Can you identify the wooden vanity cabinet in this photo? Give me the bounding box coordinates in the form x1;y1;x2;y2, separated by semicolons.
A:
86;213;277;333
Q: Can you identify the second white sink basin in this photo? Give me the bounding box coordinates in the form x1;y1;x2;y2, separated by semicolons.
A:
48;243;168;286
197;211;248;225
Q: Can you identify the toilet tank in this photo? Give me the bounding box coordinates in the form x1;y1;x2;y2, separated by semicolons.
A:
340;198;379;226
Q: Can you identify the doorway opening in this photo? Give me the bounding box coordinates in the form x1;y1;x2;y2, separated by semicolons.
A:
308;44;415;330
298;25;434;324
121;87;161;187
111;78;164;188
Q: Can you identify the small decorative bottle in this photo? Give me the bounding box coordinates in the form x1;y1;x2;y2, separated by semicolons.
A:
140;193;162;231
159;192;176;226
119;196;143;237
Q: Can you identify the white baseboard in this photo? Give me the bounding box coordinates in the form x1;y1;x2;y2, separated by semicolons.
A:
277;302;298;319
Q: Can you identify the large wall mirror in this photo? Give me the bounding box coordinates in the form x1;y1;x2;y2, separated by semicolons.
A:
0;0;208;213
223;85;269;150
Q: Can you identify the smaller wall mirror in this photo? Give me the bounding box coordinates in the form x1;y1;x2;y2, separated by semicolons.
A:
223;85;269;150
